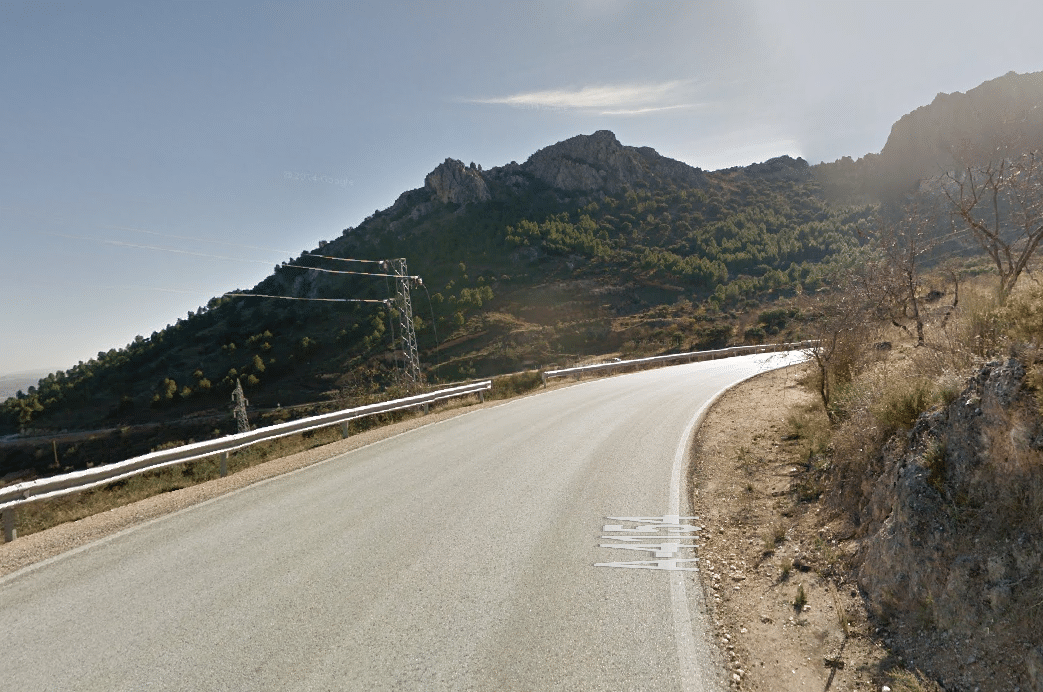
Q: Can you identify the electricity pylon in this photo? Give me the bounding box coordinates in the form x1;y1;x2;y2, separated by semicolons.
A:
386;258;422;389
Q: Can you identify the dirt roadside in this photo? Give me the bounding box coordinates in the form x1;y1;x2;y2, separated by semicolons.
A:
690;362;894;691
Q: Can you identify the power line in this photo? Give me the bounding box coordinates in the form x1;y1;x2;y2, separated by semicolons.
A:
282;264;419;280
104;225;295;256
304;253;385;265
47;233;275;266
232;255;425;390
223;292;388;304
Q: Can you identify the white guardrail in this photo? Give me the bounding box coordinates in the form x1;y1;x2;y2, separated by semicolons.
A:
541;341;817;385
0;381;492;542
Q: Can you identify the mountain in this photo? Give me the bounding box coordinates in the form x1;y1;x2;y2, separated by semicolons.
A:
815;70;1043;201
1;128;868;473
17;62;1043;472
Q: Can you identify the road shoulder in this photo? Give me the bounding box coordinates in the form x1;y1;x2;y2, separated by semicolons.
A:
688;363;891;691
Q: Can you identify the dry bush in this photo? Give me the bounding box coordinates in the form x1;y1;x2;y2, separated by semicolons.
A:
888;669;944;692
489;370;543;399
940;278;1006;360
824;343;964;526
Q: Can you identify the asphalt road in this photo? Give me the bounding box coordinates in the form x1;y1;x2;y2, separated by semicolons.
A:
0;352;804;691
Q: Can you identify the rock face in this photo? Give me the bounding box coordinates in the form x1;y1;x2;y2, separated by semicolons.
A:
522;130;706;193
736;155;811;181
856;359;1043;673
410;130;708;216
424;158;491;205
879;71;1043;185
815;70;1043;200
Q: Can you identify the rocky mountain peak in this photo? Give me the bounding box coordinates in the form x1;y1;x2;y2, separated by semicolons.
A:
521;130;638;193
521;130;706;193
879;70;1043;186
738;155;810;180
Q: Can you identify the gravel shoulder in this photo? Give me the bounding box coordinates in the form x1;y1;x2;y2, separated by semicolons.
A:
689;363;893;691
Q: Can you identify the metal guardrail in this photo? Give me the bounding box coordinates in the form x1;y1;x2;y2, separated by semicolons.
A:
540;341;817;385
0;380;492;542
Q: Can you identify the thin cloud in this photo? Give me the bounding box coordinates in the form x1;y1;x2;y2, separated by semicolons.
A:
599;104;702;116
94;284;214;296
104;224;294;256
469;80;698;114
47;233;275;266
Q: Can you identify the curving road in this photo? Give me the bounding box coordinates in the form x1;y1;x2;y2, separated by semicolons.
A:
0;352;804;691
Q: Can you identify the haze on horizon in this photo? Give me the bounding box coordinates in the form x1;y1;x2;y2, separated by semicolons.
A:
3;0;1042;378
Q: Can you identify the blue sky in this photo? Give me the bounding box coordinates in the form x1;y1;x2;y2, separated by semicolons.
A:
3;0;1042;377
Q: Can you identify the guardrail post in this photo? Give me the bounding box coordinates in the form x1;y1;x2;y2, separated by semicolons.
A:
423;403;430;415
3;509;16;543
220;451;229;478
478;391;485;404
340;421;350;438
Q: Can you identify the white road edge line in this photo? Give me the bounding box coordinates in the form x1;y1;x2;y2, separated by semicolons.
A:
669;388;722;692
667;353;806;691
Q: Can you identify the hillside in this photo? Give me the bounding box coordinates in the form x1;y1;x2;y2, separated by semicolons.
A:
0;371;54;403
7;67;1043;479
0;131;871;469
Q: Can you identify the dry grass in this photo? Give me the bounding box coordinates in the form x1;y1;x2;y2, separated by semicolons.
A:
888;669;944;692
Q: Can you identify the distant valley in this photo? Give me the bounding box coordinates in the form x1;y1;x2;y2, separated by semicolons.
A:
0;371;56;402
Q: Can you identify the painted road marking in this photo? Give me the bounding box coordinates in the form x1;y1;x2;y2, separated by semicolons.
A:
595;516;705;569
595;559;701;571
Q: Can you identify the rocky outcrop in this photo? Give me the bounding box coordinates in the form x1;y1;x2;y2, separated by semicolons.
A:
523;130;647;193
412;130;708;214
879;71;1043;186
856;359;1043;683
739;155;811;180
521;130;706;193
815;70;1043;200
424;158;491;205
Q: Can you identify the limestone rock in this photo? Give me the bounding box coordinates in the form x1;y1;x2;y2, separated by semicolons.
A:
522;130;705;193
1026;647;1043;692
816;70;1043;200
857;358;1043;638
424;158;491;205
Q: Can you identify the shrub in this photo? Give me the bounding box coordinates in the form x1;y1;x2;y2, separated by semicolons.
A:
871;378;936;435
793;583;807;611
490;371;543;399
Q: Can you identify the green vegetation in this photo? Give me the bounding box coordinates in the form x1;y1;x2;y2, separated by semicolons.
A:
2;158;873;459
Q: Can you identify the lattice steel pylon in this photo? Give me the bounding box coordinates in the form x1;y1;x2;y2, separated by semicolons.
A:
387;258;422;389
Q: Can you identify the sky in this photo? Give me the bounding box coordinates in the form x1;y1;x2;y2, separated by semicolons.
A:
3;0;1043;378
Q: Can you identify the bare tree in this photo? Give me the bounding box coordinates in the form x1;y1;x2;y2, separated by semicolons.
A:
945;151;1043;300
863;202;952;346
805;264;882;420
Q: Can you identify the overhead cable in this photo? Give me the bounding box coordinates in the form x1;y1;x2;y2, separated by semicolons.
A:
282;264;420;281
304;253;387;265
223;292;389;304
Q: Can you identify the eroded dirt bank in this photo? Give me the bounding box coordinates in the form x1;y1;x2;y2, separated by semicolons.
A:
690;361;1043;692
